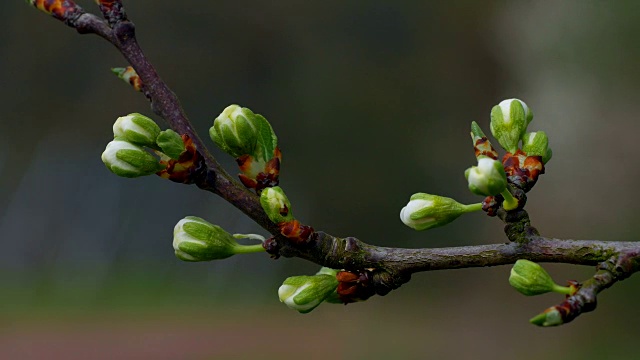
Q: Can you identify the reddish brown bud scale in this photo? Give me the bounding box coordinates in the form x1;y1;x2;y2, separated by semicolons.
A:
473;137;499;160
336;270;376;303
540;297;577;325
94;0;118;9
236;147;282;193
482;196;499;217
502;150;545;192
236;154;252;172
95;0;127;25
262;237;280;259
116;66;142;92
156;134;206;184
266;147;282;175
238;173;258;189
277;220;314;244
30;0;83;22
523;155;544;181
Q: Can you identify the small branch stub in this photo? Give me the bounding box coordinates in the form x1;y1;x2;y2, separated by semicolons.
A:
95;0;127;25
112;66;142;91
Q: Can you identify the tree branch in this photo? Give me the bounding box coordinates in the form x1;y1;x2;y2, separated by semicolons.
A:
28;1;640;325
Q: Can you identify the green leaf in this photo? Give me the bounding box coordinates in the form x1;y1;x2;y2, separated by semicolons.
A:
250;112;277;162
157;129;185;160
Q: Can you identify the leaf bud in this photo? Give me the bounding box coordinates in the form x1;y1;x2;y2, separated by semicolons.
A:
470;121;499;160
156;129;186;160
111;66;142;92
530;308;564;327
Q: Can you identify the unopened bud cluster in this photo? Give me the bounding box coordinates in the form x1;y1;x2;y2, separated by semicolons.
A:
402;97;554;232
101;113;186;178
210;105;280;192
488;98;551;163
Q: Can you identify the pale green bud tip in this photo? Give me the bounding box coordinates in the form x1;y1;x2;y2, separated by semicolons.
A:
101;139;165;178
466;157;507;196
260;186;294;224
111;67;126;76
522;131;549;158
172;216;239;262
530;308;563;327
316;267;339;277
400;193;466;231
210;105;258;158
113;113;161;147
497;98;533;125
470;121;487;139
490;98;532;153
278;274;339;314
509;260;557;296
156;129;185;160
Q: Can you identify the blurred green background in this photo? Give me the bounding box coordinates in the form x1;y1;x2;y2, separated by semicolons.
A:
2;0;640;359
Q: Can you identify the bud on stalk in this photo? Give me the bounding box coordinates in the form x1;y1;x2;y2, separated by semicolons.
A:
173;216;265;262
278;273;339;313
509;259;573;296
400;193;482;231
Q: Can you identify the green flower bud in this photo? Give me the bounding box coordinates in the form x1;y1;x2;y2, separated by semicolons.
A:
156;129;186;160
400;193;481;231
101;139;165;178
260;186;294;224
465;157;507;196
490;99;533;153
315;267;342;304
278;273;339;313
173;216;264;262
522;131;549;159
509;260;572;296
209;105;277;162
113;113;161;147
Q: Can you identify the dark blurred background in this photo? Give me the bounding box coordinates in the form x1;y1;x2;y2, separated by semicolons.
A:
2;1;640;359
